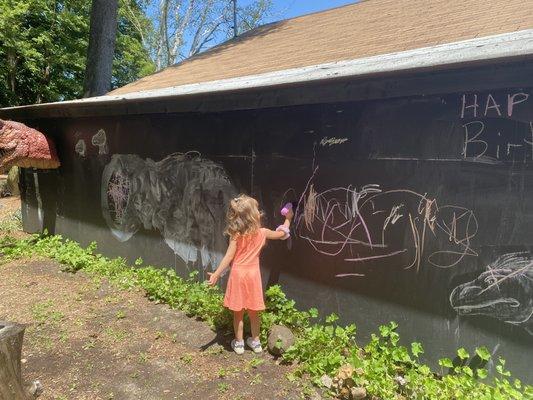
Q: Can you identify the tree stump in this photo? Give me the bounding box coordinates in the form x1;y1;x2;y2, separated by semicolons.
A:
0;321;42;400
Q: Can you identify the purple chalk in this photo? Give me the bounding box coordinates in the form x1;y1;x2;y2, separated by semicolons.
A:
281;202;293;216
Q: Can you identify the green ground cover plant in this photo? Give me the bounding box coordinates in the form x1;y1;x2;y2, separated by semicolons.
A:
1;233;532;400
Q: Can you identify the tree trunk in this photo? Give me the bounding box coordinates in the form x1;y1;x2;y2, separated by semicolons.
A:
0;321;42;400
83;0;119;98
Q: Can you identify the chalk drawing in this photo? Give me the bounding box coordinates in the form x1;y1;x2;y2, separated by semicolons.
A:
319;137;349;147
33;172;43;228
462;120;533;163
101;152;236;271
450;252;533;335
75;139;86;157
459;92;533;163
291;167;477;275
92;129;108;155
460;92;530;119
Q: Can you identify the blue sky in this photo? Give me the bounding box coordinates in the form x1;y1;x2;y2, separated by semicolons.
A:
267;0;357;20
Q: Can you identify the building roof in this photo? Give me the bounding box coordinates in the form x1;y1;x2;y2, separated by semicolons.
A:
110;0;533;96
2;0;533;118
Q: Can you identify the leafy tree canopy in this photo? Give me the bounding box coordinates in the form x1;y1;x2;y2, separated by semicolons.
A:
0;0;155;107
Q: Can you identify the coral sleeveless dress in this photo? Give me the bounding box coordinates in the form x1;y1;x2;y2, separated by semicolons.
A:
223;228;267;311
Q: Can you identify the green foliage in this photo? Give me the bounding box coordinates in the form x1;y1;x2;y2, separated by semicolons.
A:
1;233;532;399
283;316;356;384
260;284;317;341
0;0;154;107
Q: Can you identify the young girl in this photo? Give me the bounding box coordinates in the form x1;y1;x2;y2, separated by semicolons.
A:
207;194;293;354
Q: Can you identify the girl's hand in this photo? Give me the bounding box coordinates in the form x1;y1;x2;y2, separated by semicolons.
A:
207;272;219;286
285;207;294;220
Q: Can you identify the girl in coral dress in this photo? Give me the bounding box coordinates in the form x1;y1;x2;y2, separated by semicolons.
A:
207;194;292;354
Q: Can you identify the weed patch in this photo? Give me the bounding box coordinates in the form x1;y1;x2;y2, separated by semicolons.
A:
1;233;532;399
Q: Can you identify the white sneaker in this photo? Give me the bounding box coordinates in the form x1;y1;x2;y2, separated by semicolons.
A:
246;337;263;353
231;339;245;355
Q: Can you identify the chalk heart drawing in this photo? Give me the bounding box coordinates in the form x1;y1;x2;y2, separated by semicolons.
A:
101;152;237;271
292;167;478;276
450;252;533;335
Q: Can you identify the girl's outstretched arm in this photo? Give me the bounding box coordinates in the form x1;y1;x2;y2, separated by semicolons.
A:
207;239;237;286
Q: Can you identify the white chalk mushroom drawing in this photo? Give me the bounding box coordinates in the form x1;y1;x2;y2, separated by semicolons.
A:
450;252;533;335
75;139;86;157
101;152;236;272
92;129;108;155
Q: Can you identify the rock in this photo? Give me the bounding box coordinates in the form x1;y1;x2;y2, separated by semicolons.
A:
339;387;350;400
267;324;295;356
26;380;43;398
394;375;407;386
350;387;367;399
320;374;333;389
336;364;355;380
344;377;355;388
354;368;364;376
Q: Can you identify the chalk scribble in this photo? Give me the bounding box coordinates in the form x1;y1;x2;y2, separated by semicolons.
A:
291;167;478;275
101;152;236;271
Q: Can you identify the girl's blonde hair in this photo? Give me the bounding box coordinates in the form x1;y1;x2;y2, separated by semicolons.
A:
225;194;263;239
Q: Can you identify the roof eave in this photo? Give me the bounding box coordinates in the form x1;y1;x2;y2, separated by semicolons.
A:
2;29;533;115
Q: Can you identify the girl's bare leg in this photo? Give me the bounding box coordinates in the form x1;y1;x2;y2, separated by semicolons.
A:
248;310;261;341
233;309;245;341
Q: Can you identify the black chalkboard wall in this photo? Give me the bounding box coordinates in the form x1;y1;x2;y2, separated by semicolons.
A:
19;87;533;381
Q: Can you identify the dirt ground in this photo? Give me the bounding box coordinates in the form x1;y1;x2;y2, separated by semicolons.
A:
0;197;317;400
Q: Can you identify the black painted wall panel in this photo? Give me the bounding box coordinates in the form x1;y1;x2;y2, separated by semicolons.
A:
19;86;533;381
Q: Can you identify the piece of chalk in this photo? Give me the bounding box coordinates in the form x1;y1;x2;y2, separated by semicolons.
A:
281;202;293;216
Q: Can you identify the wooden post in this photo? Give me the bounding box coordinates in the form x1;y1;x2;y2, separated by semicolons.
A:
0;321;42;400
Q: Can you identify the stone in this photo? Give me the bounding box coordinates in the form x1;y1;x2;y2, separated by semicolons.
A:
320;374;333;389
336;364;355;380
267;324;295;356
344;377;355;388
339;387;350;400
350;387;367;399
394;375;407;386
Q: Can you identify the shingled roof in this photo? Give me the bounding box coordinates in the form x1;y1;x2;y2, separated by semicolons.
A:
110;0;533;96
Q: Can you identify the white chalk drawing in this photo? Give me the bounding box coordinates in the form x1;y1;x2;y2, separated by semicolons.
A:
460;92;529;119
101;152;236;271
291;167;478;275
319;137;349;147
33;172;43;228
450;252;533;335
75;139;86;157
92;129;108;155
460;92;533;163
